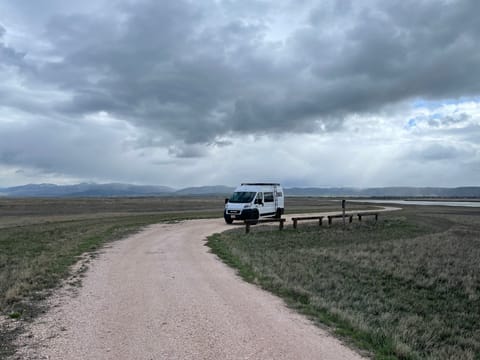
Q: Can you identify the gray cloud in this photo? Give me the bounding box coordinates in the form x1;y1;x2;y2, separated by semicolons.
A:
412;143;474;162
3;0;478;147
305;1;480;103
0;27;26;68
168;144;208;158
1;0;480;187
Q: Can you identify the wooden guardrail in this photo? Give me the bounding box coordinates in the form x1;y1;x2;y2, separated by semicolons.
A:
291;212;379;228
357;212;379;222
292;216;324;229
245;218;286;233
244;211;379;233
327;213;353;225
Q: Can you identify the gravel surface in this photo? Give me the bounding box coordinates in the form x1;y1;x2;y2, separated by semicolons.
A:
12;216;380;359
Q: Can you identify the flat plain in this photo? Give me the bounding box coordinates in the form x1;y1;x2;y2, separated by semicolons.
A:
1;196;479;359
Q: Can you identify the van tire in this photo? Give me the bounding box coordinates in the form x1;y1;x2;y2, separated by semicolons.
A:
250;209;259;224
224;213;233;224
274;208;282;218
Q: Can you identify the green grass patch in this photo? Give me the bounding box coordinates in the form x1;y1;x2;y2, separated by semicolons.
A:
207;209;480;359
8;312;21;320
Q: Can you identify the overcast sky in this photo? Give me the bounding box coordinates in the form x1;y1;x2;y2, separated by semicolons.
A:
0;0;479;188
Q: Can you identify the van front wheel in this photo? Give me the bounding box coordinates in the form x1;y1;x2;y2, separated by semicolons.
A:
224;213;233;224
249;209;259;224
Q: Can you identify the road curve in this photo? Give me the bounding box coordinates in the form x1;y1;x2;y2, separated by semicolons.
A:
14;216;378;360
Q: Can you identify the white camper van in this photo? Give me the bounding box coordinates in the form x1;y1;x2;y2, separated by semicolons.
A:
224;183;285;224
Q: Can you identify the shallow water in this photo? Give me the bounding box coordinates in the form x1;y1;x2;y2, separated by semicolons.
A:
351;199;480;208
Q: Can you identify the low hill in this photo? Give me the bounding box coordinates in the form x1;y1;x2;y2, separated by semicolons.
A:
0;183;479;198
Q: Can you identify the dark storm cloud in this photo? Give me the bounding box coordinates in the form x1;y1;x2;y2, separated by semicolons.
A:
301;0;480;108
6;0;480;145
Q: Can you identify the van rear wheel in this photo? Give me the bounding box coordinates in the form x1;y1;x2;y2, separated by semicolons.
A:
274;208;282;218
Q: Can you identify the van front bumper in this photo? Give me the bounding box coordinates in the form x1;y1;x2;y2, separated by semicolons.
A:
225;209;258;220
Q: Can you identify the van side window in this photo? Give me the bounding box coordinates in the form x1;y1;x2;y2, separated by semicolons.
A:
264;192;274;202
256;192;263;202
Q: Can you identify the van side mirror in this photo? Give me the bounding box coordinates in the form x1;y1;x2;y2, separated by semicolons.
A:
225;198;229;204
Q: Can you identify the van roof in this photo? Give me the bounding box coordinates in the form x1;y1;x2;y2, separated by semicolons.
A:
241;183;281;186
235;184;283;193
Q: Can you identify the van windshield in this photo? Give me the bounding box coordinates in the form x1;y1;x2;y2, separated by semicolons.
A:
229;192;256;203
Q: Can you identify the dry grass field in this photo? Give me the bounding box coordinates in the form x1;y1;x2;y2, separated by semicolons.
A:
0;196;224;357
207;203;480;359
0;196;229;308
2;197;479;359
0;196;228;228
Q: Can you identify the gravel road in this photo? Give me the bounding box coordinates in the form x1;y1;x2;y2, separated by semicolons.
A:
14;215;379;360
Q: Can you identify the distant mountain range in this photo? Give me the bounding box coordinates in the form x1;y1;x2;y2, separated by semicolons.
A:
285;186;480;198
0;183;177;197
0;183;479;198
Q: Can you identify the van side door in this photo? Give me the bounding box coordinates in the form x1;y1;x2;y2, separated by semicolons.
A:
262;191;276;216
